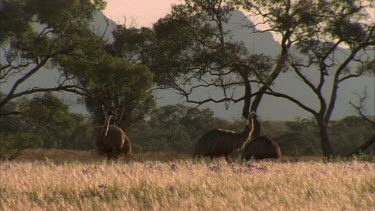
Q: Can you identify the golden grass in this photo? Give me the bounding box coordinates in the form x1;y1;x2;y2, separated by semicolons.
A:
15;148;325;162
15;148;192;162
1;159;374;211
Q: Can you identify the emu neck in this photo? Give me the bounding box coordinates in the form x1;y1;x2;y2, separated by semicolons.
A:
237;119;255;149
104;115;113;137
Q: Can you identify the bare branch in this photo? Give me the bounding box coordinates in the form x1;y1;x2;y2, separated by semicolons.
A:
264;89;318;116
349;88;375;127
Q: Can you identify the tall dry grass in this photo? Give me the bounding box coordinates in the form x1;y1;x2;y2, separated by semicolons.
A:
0;160;374;210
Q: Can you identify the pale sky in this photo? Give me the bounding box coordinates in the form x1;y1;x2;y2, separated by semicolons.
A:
103;0;374;29
103;0;181;27
103;0;374;45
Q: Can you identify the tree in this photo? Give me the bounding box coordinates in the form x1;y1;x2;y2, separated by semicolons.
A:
349;89;375;155
1;0;155;131
57;28;155;129
0;0;106;114
128;104;231;153
20;93;76;148
145;0;374;158
234;0;374;157
0;94;41;159
63;113;96;150
140;0;272;119
0;92;91;159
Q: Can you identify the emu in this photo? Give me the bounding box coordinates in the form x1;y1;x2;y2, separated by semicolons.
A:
97;111;131;161
193;112;259;162
242;136;281;160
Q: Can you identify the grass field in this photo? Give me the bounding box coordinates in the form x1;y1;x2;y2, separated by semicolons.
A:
1;150;374;210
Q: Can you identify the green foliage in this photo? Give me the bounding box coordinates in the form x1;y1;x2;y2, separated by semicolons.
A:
125;0;273;119
126;104;374;157
19;93;75;148
1;0;156;155
235;0;374;157
323;153;374;163
0;0;105;56
271;116;374;157
0;133;42;160
1;95;372;158
362;59;375;75
128;104;232;153
0;0;31;44
0;93;95;159
0;95;42;159
110;26;153;63
0;0;107;110
56;24;155;129
351;152;374;162
329;116;375;155
61;52;155;128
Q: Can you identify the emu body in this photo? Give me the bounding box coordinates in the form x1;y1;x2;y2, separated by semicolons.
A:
242;136;281;160
193;113;258;162
97;125;131;161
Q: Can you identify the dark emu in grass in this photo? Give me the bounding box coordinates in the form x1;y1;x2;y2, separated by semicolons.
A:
242;136;281;160
97;111;132;161
193;112;258;162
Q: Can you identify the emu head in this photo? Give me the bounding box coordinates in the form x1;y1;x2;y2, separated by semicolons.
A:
248;112;257;120
243;112;257;132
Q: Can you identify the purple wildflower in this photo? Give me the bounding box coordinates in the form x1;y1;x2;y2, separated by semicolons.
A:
99;184;108;189
3;164;10;170
170;160;178;171
208;164;222;172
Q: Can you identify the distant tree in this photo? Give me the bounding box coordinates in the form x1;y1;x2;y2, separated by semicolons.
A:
0;94;41;159
0;0;106;113
128;104;230;153
0;93;75;159
0;92;89;159
150;105;223;137
63;114;96;150
276;119;321;156
348;89;375;155
19;93;77;148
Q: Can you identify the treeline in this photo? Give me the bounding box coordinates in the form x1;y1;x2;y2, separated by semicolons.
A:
1;93;373;159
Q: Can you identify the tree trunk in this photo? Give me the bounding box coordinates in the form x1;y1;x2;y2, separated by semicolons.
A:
317;120;335;158
240;71;251;119
250;41;289;113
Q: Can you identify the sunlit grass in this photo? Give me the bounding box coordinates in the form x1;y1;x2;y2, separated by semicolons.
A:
1;159;374;210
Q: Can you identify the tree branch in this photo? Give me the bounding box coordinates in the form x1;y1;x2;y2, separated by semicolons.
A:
264;90;318;116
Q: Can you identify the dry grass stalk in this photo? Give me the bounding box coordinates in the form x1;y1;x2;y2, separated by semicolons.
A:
1;160;374;210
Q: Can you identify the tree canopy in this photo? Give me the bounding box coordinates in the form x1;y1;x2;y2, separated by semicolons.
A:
0;0;106;110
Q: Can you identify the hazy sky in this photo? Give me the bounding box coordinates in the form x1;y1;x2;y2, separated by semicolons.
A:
103;0;180;27
103;0;374;31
